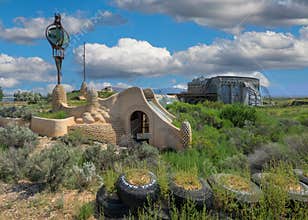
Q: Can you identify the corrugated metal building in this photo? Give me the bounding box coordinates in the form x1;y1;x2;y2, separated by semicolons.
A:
177;76;261;106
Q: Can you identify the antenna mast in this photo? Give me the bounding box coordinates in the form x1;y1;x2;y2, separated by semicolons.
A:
83;42;86;82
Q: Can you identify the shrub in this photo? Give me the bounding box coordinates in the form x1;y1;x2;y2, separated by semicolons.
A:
0;87;3;101
223;127;266;154
26;144;71;192
0;125;38;149
247;143;286;173
220;104;257;128
0;106;33;120
60;129;91;147
75;202;95;220
82;144;119;171
0;146;33;182
218;154;249;173
127;142;160;167
14;91;43;104
71;162;102;191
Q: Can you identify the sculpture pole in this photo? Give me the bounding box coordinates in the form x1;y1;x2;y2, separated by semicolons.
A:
45;14;70;111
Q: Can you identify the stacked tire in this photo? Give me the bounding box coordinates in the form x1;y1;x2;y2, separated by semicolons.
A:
96;169;160;219
169;177;213;210
252;172;308;203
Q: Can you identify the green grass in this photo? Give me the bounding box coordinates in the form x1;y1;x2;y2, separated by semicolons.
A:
98;91;116;99
37;110;69;119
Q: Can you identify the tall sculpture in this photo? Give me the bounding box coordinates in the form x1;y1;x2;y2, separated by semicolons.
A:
46;13;70;85
46;14;70;111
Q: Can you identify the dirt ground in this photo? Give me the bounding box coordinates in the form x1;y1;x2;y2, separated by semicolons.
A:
0;181;96;220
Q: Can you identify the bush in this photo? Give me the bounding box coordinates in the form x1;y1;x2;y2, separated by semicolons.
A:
14;91;43;104
59;129;91;147
220;104;257;128
0;125;38;149
82;144;119;171
0;106;33;120
26;144;71;192
0;87;3;101
0;146;33;182
71;162;102;191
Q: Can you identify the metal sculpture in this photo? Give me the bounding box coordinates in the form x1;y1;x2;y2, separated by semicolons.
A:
45;13;70;85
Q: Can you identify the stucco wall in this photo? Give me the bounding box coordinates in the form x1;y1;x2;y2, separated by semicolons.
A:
0;116;29;128
99;87;184;150
30;116;75;137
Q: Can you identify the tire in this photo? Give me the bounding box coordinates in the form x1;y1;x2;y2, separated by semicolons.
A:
294;169;308;186
252;173;308;203
209;174;262;204
169;178;213;210
96;186;130;218
116;171;160;211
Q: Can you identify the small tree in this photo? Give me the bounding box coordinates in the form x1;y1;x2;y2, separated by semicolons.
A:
0;87;3;101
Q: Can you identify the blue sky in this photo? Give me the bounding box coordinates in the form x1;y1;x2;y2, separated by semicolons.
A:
0;0;308;97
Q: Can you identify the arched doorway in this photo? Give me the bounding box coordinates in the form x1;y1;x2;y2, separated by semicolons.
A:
130;111;150;143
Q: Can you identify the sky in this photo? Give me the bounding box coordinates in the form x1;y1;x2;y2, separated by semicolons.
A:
0;0;308;97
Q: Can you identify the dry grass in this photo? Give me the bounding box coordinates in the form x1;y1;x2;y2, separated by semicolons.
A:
0;184;96;220
126;169;151;186
264;173;303;192
173;171;202;191
220;175;252;192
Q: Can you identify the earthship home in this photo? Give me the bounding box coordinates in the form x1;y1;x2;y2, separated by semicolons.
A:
177;76;262;106
30;87;192;151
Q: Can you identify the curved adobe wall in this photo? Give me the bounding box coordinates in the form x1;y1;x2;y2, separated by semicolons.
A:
99;87;185;150
30;116;75;137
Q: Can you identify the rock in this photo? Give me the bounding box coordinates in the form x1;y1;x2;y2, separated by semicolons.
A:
82;112;95;124
93;113;106;123
101;111;110;121
76;118;84;124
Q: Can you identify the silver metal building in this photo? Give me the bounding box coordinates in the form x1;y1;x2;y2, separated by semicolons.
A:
177;76;262;106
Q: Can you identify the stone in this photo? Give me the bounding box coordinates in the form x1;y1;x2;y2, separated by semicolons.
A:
82;112;95;124
92;113;106;123
52;84;67;111
75;118;84;124
86;88;99;112
80;81;88;98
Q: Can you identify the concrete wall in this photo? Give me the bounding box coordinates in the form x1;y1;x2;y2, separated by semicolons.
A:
99;87;185;150
30;116;75;137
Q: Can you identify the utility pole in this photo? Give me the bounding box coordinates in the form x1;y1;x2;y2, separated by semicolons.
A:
83;42;86;82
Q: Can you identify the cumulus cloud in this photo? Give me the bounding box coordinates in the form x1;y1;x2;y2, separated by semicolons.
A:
74;27;308;87
0;11;126;44
113;0;308;34
74;38;180;78
0;77;19;88
0;53;54;87
88;81;112;90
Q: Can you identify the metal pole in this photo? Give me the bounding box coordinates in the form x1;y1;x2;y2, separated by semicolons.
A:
83;42;86;82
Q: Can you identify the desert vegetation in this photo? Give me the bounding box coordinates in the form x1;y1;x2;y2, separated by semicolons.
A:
0;98;308;219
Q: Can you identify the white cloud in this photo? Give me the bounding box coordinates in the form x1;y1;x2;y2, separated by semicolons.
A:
0;77;19;88
74;38;180;78
0;11;126;44
173;84;187;90
0;53;54;87
88;81;112;90
73;27;308;87
115;82;131;89
114;0;308;34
